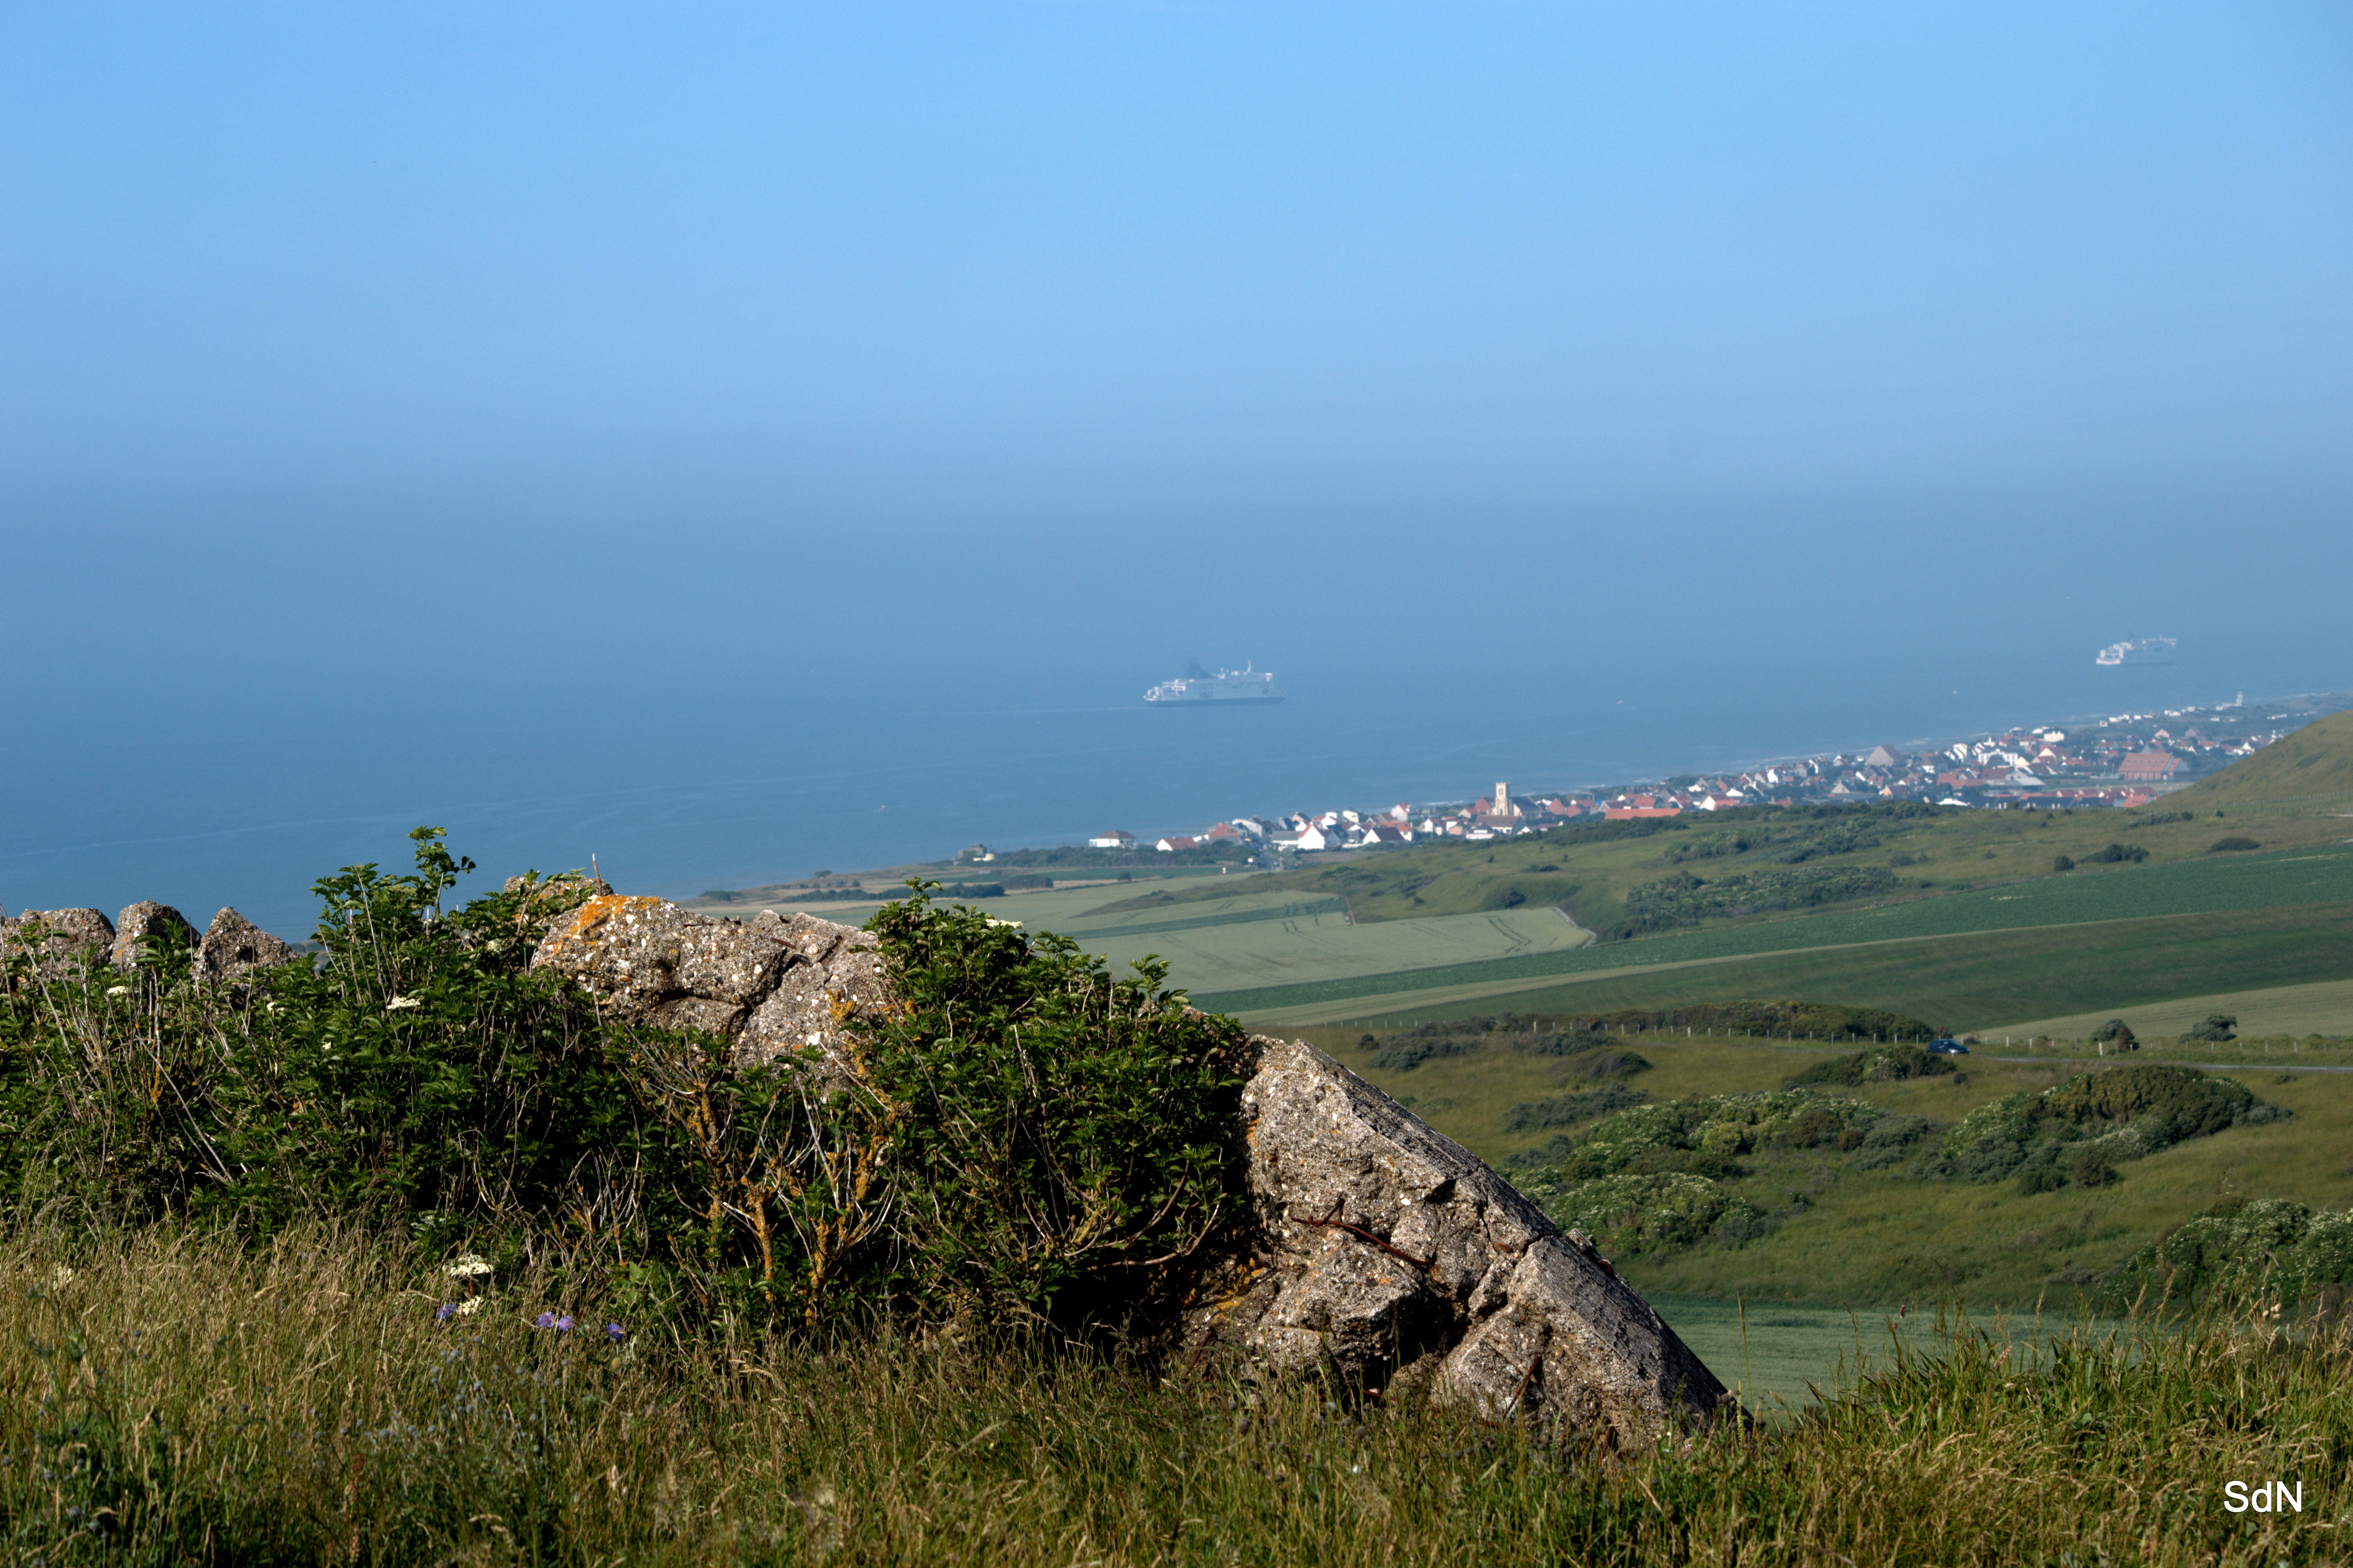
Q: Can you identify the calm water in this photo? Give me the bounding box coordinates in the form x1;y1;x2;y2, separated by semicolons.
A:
0;646;2299;939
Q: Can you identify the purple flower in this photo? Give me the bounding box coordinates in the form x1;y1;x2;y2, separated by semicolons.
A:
555;1315;575;1333
536;1312;556;1329
435;1302;457;1322
604;1323;625;1343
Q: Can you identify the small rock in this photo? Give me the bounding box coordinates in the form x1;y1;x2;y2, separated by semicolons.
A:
193;908;300;983
111;902;198;969
1;908;117;986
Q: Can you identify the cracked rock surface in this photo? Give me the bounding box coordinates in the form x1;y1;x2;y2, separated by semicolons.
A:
529;899;883;1067
1188;1035;1729;1442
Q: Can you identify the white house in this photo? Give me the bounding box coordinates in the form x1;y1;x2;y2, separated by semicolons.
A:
1296;822;1345;852
1088;829;1136;849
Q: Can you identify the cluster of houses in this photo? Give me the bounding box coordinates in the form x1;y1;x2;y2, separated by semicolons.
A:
1083;701;2298;858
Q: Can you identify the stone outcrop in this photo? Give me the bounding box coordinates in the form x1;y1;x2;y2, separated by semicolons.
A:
527;898;884;1067
528;894;1727;1439
0;908;117;985
193;908;300;982
1192;1035;1728;1441
110;902;197;969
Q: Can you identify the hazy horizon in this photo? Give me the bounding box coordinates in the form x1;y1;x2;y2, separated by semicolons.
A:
6;2;2349;933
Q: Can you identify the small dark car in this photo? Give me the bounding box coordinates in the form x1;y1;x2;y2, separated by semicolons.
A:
1927;1038;1970;1055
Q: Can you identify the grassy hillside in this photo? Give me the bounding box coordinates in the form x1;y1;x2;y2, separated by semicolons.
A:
1293;1026;2353;1311
2171;707;2353;813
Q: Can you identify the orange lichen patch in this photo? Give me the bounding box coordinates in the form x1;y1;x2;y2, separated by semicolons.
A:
541;895;668;955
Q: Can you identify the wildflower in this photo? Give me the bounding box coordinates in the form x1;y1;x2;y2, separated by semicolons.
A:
456;1298;482;1316
556;1315;575;1333
105;985;128;998
537;1312;557;1329
50;1265;74;1288
985;917;1023;929
435;1303;457;1321
445;1254;494;1281
386;995;423;1011
605;1323;625;1343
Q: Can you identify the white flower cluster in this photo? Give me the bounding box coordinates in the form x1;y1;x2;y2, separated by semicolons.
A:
386;995;424;1011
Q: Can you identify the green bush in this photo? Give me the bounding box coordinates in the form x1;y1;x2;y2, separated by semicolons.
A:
0;837;1250;1343
1543;1172;1758;1254
1623;865;1898;931
1786;1044;1956;1089
1936;1064;2280;1184
2209;836;2262;853
2106;1199;2353;1312
2180;1013;2238;1043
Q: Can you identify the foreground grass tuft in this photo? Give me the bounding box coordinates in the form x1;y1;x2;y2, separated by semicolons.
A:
2;1226;2343;1564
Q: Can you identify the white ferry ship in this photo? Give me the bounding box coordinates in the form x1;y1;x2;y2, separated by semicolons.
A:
1144;662;1283;705
2095;637;2177;667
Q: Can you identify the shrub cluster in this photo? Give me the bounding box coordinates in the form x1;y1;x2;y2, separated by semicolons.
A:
1786;1044;1957;1088
1623;865;1898;931
1548;1172;1757;1253
1933;1064;2285;1190
0;833;1250;1343
2105;1197;2353;1312
1549;1091;1933;1184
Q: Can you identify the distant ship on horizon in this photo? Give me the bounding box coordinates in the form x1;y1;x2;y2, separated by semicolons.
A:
1144;662;1283;705
2096;636;2177;667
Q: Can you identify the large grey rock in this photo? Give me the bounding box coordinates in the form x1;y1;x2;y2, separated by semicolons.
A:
1186;1036;1729;1442
110;901;197;969
193;908;300;983
0;908;117;986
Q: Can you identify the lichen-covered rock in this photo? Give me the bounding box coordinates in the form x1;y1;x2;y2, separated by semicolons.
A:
734;910;890;1069
1189;1036;1727;1442
193;908;300;983
1;908;117;986
531;895;802;1036
110;901;197;969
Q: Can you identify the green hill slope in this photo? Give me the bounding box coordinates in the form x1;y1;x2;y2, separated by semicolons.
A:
2172;708;2353;814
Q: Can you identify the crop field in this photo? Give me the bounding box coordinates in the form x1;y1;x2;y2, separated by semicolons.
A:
1296;1029;2353;1310
1994;976;2353;1044
1065;904;1590;996
1197;850;2353;1023
1251;901;2353;1030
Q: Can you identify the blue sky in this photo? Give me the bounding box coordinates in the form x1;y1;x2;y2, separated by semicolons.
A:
5;2;2351;923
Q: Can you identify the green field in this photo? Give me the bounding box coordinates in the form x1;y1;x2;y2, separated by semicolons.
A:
1995;975;2353;1043
1199;851;2353;1022
1068;903;1589;995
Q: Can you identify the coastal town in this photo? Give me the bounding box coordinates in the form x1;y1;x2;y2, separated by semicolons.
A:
985;694;2337;867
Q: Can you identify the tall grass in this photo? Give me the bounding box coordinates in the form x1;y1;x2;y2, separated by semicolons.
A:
3;1224;2340;1564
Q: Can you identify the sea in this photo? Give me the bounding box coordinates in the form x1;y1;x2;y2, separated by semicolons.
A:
2;646;2321;940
